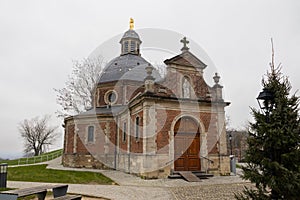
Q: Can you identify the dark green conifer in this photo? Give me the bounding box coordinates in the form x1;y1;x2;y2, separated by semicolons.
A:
236;43;300;199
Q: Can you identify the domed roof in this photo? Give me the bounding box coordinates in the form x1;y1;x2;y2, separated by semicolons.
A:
121;29;141;41
98;54;161;83
98;18;161;84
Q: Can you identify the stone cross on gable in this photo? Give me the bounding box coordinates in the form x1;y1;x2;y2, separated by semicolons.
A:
180;37;189;51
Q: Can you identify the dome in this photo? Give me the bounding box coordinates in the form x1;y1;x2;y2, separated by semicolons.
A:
121;29;141;41
98;54;161;83
98;18;161;84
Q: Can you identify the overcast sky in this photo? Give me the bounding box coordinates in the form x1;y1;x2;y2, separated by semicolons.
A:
0;0;299;158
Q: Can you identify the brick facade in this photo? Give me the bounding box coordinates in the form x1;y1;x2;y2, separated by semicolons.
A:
62;31;230;177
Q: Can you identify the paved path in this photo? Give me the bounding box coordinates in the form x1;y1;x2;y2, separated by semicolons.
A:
7;157;251;200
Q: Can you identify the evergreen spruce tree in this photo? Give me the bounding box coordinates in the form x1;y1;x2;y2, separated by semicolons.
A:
236;46;300;199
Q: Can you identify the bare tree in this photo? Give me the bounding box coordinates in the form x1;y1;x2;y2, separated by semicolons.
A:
54;56;104;117
225;116;249;161
226;129;248;161
153;63;167;77
19;115;58;156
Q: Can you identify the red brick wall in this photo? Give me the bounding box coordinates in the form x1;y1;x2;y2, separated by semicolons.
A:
155;109;219;155
96;121;117;155
109;121;117;152
200;112;211;132
127;85;144;101
65;124;74;154
96;81;145;107
68;120;118;156
163;67;210;99
97;85;123;106
156;110;180;154
191;74;210;98
76;134;88;154
201;112;219;154
163;70;179;97
75;123;88;154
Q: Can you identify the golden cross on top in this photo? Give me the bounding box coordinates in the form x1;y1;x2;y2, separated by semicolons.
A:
180;37;189;51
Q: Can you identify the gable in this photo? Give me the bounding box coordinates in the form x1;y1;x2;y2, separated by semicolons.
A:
164;51;207;69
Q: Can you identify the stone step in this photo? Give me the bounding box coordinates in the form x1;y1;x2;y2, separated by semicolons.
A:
168;171;214;180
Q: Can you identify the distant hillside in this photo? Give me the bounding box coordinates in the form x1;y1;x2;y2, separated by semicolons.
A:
0;152;23;160
0;149;63;166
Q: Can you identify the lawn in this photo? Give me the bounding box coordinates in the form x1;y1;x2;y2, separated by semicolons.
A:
1;149;63;166
8;164;114;185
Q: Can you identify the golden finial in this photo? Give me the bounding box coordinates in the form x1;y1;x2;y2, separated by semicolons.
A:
129;18;134;30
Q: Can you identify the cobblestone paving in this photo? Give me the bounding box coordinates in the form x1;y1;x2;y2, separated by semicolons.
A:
8;157;253;200
169;183;254;200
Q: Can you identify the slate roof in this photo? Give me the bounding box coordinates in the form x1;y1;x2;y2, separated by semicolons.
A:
120;29;141;41
76;105;127;117
98;54;161;83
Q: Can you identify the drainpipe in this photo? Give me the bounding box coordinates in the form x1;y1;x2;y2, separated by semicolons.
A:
128;134;131;173
128;117;131;173
114;116;118;170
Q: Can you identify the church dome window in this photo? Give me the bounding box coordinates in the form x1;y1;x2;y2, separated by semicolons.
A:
124;41;129;53
130;41;136;53
104;90;118;105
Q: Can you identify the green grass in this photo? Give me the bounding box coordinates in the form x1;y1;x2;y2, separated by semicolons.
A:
0;188;13;191
1;149;63;166
236;163;242;169
8;164;113;185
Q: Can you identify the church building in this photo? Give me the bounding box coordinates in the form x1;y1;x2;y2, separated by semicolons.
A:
62;19;231;178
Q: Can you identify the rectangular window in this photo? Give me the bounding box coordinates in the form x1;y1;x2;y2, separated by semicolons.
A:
135;117;139;140
124;41;129;53
122;122;127;142
88;126;94;142
130;41;136;53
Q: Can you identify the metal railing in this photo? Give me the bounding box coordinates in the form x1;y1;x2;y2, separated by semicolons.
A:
200;156;214;174
17;150;63;166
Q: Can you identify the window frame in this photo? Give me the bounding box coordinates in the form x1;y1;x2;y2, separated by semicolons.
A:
130;41;136;53
124;41;129;53
87;125;95;143
104;90;118;105
135;116;139;141
122;122;127;143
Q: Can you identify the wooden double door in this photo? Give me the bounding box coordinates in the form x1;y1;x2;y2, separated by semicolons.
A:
174;117;201;171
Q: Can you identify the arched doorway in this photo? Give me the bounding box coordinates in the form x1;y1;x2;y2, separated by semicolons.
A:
174;117;201;171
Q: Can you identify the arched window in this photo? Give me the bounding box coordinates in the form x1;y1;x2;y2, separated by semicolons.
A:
122;122;127;142
135;117;139;140
182;77;191;98
87;126;94;143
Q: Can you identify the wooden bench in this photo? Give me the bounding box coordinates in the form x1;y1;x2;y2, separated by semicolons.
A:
50;194;82;200
0;184;69;200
